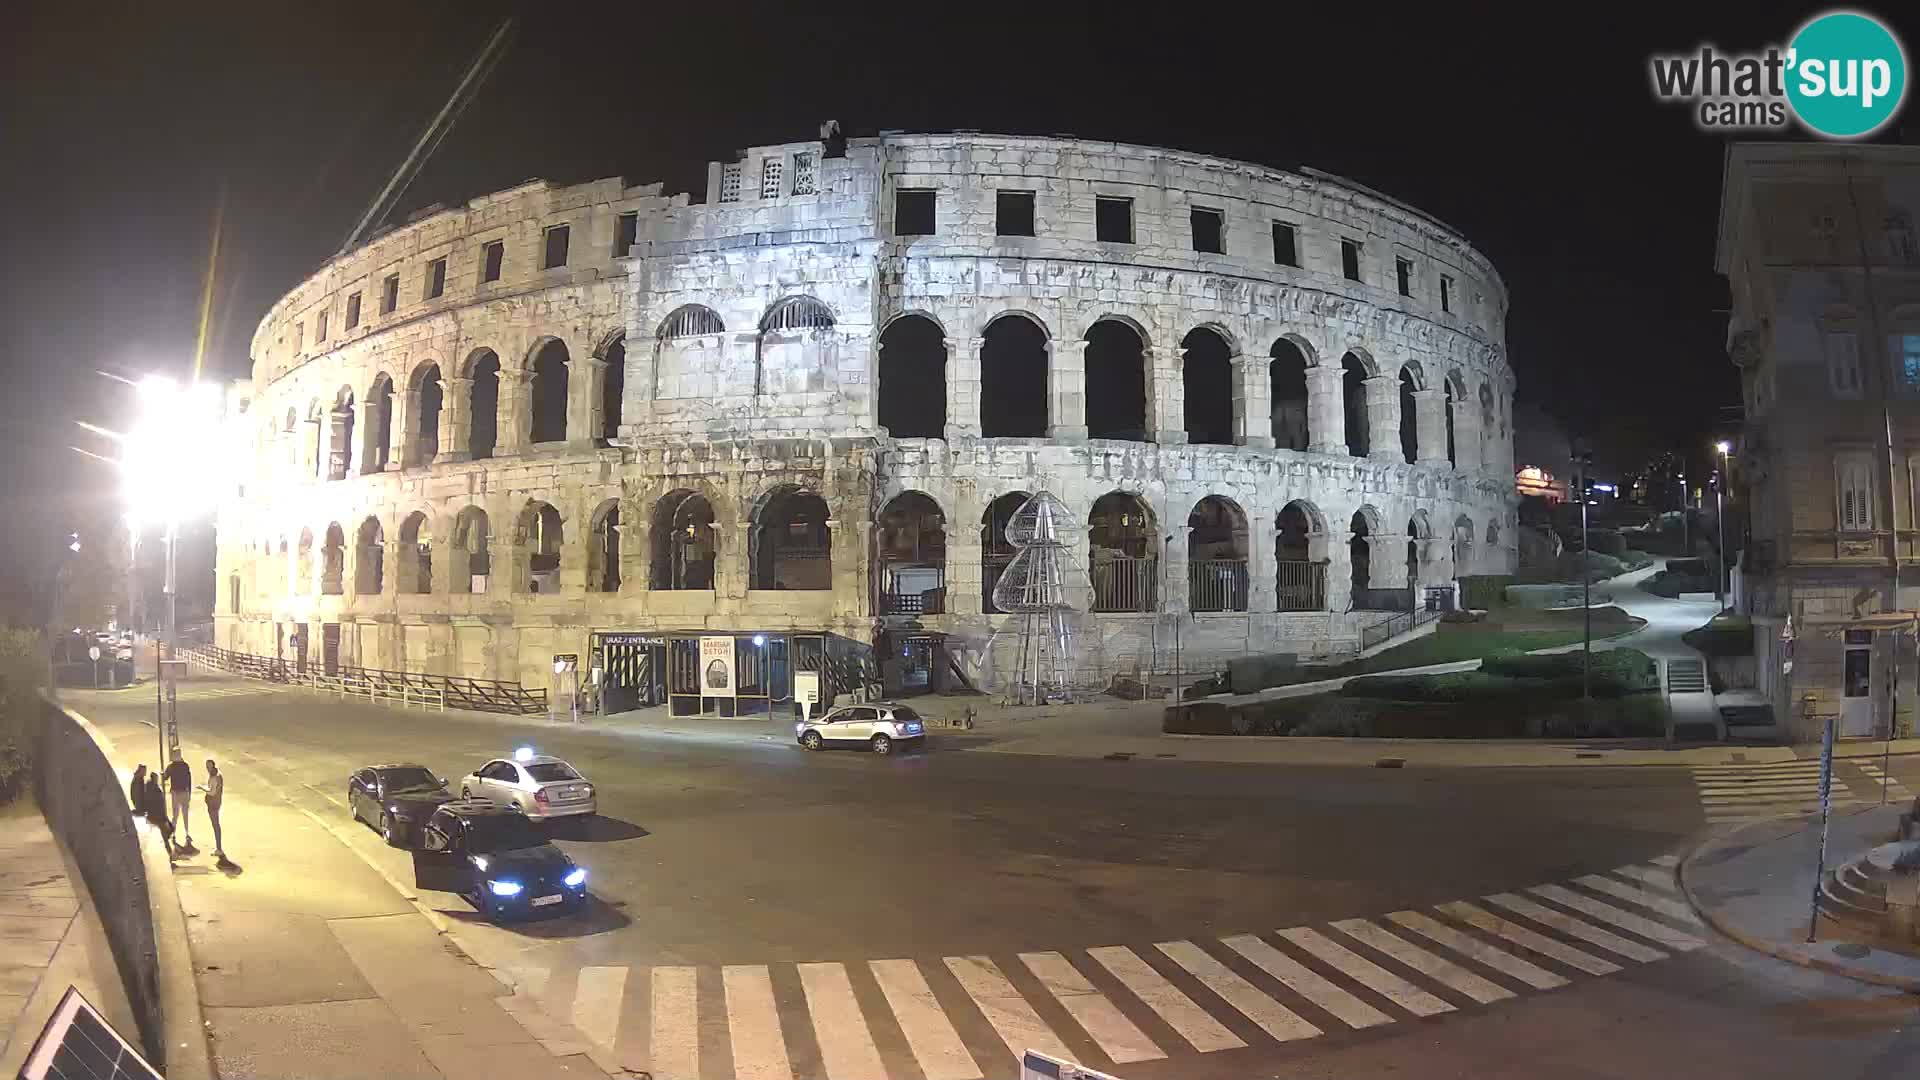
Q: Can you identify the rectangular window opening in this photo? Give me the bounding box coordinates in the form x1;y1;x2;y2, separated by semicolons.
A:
1096;196;1133;244
344;292;361;331
1440;274;1453;313
316;310;329;343
1341;238;1363;282
719;162;743;203
1827;330;1861;398
996;190;1036;237
543;225;570;270
1191;207;1224;254
294;322;304;351
760;158;784;199
1272;222;1298;267
1395;257;1413;297
895;189;936;236
426;257;447;299
615;212;638;257
791;152;817;196
482;241;504;283
380;273;399;315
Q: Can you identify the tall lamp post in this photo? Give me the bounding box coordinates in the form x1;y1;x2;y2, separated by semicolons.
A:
1573;445;1595;710
1714;441;1731;606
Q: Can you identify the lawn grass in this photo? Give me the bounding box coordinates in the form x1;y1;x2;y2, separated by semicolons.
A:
1295;605;1644;680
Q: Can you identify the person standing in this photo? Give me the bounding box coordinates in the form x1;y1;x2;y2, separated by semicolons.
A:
164;751;193;849
128;764;147;813
142;772;174;859
200;759;225;861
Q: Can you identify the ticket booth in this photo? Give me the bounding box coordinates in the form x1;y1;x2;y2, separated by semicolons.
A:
595;632;667;714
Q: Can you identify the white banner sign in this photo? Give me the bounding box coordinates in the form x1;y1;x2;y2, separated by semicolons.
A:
699;636;736;698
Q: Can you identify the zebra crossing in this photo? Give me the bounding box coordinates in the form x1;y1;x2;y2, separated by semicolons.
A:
1692;758;1916;825
503;859;1701;1079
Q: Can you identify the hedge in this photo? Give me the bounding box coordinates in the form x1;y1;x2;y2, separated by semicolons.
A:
1459;575;1514;610
1340;648;1659;702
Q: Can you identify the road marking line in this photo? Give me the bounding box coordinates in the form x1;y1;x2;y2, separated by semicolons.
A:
1321;919;1512;1005
1154;940;1321;1043
571;965;626;1050
869;959;981;1080
1528;885;1704;951
723;964;794;1080
650;966;699;1080
1647;854;1680;867
1574;874;1702;925
1278;927;1457;1015
1484;893;1667;962
1697;783;1827;793
797;962;887;1080
1437;902;1620;976
945;956;1073;1064
1086;946;1243;1053
1219;934;1391;1030
1381;911;1567;991
1020;951;1164;1063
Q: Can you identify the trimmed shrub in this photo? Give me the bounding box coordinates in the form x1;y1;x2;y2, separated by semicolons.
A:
1585;529;1627;556
1459;575;1514;611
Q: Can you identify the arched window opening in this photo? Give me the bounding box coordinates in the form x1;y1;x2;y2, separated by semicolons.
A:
1406;512;1431;594
1341;353;1369;457
1398;367;1418;464
1276;501;1328;611
600;336;625;442
649;490;717;590
877;492;946;614
530;340;569;444
1187;496;1248;612
399;512;432;594
1452;515;1475;577
980;316;1047;437
451;508;490;593
329;389;356;480
1348;510;1372;599
1445;378;1458;465
297;528;313;593
1182;329;1234;446
355;517;385;594
517;502;564;593
755;297;836;398
981;491;1032;613
468;350;500;459
309;401;325;478
228;574;240;615
877;316;946;438
751;487;832;590
1270;340;1310;451
1487;519;1501;546
1089;492;1157;612
1085;320;1148;442
1479;383;1497;464
589;502;622;593
363;375;394;473
321;523;346;595
413;365;443;465
658;305;724;339
762;296;834;333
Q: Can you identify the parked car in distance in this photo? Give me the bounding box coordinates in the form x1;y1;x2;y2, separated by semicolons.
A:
410;800;588;921
348;763;455;847
796;702;926;754
458;751;595;821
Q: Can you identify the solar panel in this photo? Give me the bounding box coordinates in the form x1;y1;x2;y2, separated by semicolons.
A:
16;986;162;1080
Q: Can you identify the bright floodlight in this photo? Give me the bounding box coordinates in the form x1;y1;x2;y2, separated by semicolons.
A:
514;746;535;762
1715;440;1732;454
121;376;227;527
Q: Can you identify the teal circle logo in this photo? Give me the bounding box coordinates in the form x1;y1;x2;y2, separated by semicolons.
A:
1786;11;1908;138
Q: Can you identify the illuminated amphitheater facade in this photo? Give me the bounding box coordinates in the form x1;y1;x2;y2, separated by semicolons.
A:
213;131;1518;708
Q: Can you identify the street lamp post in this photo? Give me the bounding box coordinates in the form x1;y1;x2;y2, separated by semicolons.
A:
1714;441;1731;606
1574;447;1594;711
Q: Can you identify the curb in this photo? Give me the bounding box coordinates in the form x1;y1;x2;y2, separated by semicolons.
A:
135;819;214;1080
1676;817;1920;993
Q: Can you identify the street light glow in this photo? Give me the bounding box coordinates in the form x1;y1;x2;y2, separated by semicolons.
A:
121;375;227;527
1715;440;1732;455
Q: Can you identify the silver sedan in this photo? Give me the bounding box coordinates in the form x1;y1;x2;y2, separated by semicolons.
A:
458;753;596;821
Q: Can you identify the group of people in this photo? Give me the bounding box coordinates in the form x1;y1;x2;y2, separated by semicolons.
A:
128;750;223;862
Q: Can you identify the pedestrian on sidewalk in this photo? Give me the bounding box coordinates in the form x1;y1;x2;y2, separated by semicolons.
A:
165;750;193;849
128;764;146;813
141;772;175;858
199;759;225;861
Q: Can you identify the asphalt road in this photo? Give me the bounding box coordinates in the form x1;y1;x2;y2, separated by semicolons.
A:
66;679;1920;1079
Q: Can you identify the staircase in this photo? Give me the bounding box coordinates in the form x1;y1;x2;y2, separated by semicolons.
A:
1666;658;1708;693
1818;840;1920;943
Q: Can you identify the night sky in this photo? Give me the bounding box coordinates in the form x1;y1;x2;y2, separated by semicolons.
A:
3;1;1913;613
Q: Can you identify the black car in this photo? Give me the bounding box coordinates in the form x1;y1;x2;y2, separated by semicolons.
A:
348;763;455;847
411;801;588;922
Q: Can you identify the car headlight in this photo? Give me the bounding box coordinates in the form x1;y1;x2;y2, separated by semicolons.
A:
563;867;587;888
582;785;594;797
472;855;489;871
795;722;806;734
488;879;523;897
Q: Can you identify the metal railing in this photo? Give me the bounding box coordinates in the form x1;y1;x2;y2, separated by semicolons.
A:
1357;607;1441;652
1092;555;1157;613
182;644;546;715
1276;560;1328;612
1188;559;1249;612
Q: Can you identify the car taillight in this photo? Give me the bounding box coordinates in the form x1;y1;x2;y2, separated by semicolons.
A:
534;788;550;805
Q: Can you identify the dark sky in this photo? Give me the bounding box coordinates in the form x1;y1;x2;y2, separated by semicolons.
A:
3;1;1913;610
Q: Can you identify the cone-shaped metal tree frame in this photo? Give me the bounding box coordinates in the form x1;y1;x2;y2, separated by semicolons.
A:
985;492;1103;704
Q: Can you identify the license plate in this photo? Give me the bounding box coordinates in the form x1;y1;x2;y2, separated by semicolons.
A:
531;894;563;907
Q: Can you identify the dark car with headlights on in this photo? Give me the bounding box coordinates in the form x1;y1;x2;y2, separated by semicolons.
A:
410;801;588;922
348;764;454;848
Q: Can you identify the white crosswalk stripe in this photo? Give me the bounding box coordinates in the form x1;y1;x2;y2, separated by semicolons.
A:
1647;854;1680;868
1220;934;1392;1030
1321;920;1506;1006
1086;946;1244;1052
1156;939;1321;1043
1690;761;1878;824
798;963;887;1080
869;959;981;1080
946;955;1074;1064
1382;911;1568;991
571;965;625;1051
723;964;794;1080
1854;759;1916;802
1020;951;1163;1063
1436;901;1621;976
1483;892;1669;962
1529;885;1705;951
1279;926;1458;1015
1576;874;1703;925
649;966;699;1080
1612;864;1680;892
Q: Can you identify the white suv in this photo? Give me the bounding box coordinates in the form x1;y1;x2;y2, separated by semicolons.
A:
796;703;926;754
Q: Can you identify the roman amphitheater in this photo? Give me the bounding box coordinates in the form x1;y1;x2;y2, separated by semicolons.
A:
213;130;1517;714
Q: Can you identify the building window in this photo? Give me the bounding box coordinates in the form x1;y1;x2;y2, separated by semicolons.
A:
791;151;817;195
1341;238;1362;281
760;157;784;199
344;292;361;331
542;225;569;270
294;321;304;351
996;190;1035;237
1889;211;1918;264
1191;207;1224;254
1838;455;1876;532
1440;274;1453;313
1897;333;1920;395
1826;331;1862;398
481;240;504;283
380;273;399;315
895;189;935;236
719;162;743;203
1395;257;1413;297
426;257;447;299
1272;222;1298;267
1096;196;1133;243
316;310;329;343
615;212;637;257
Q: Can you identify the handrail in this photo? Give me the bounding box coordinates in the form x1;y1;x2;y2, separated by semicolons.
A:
180;644;541;714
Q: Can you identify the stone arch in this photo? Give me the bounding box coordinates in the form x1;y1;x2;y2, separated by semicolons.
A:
450;506;491;593
656;304;725;339
1089;490;1158;612
355;515;385;594
1398;365;1419;464
876;491;947;614
597;332;626;442
877;314;946;439
750;485;832;590
980;311;1049;437
398;511;433;594
977;308;1049;337
363;373;395;473
1276;499;1330;611
1085;319;1149;442
756;297;837;399
296;527;314;593
1347;509;1374;596
649;489;718;590
329;387;356;480
407;360;443;466
760;295;836;332
321;522;346;595
587;498;623;593
882;308;950;337
1452;513;1475;576
527;338;569;444
1340;352;1369;457
464;348;501;459
981;490;1032;613
515;500;565;593
1182;327;1234;446
1188;495;1249;612
1444;374;1459;466
1269;337;1311;451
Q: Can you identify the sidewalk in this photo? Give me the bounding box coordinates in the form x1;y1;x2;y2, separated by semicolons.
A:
88;740;607;1079
0;797;138;1076
1680;803;1920;990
